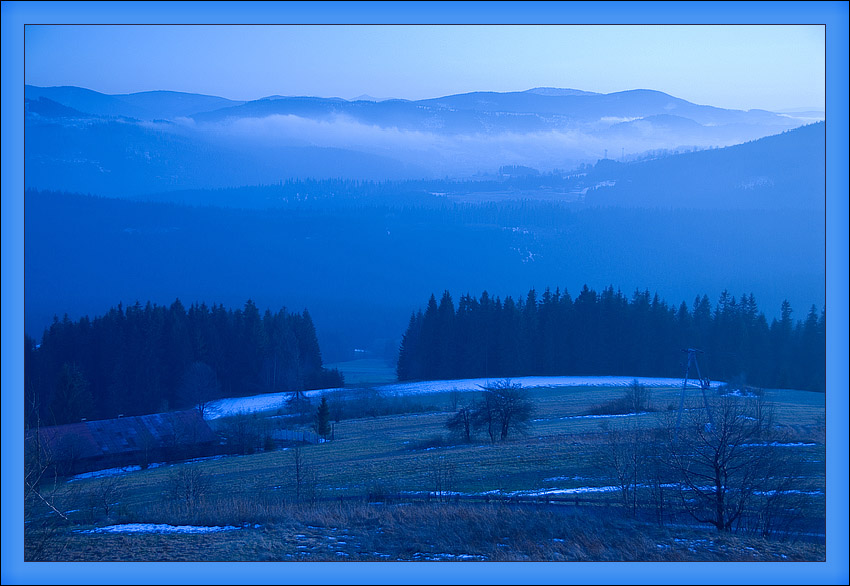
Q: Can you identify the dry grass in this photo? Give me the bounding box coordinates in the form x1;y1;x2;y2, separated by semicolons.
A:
25;383;826;562
29;501;825;562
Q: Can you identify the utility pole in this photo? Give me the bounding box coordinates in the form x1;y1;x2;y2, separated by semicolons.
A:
675;348;714;441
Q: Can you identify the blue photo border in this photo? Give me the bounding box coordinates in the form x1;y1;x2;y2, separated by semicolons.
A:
3;2;847;584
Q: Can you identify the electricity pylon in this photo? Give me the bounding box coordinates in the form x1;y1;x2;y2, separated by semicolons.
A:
674;348;714;441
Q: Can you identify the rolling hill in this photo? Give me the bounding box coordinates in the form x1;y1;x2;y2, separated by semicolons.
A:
585;122;824;210
24;85;813;193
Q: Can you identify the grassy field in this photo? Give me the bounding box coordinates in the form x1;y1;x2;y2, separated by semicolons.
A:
31;502;826;563
25;382;826;562
324;358;398;385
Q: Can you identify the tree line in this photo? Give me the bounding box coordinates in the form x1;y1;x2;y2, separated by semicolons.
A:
25;299;343;427
132;173;578;210
397;286;825;392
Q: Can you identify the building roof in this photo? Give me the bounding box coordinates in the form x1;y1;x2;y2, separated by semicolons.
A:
27;410;217;461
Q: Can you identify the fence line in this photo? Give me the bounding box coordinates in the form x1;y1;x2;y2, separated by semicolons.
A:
305;491;823;543
271;429;321;445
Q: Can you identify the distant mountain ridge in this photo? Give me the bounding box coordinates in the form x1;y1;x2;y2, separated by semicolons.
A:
524;87;601;97
25;85;245;120
188;87;797;133
585;121;824;211
24;84;816;192
26;83;801;128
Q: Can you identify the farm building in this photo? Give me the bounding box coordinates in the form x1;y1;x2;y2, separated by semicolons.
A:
25;410;218;476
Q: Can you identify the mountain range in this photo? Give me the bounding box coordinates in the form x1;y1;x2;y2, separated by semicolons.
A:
25;84;818;196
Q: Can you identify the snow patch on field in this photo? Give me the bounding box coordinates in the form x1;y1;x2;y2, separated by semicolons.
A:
204;388;344;420
204;376;712;420
754;489;823;496
535;411;650;422
68;455;227;481
379;376;709;396
511;485;621;496
413;552;486;561
78;524;240;534
68;465;146;480
740;442;817;448
543;475;591;483
478;485;621;497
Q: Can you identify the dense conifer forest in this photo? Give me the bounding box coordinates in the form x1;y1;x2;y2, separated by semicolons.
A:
397;286;825;392
25;188;825;364
24;300;343;426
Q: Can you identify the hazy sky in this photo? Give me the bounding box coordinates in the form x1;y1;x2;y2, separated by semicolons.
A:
25;24;825;112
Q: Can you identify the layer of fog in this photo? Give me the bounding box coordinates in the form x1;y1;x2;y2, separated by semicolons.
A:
174;112;794;177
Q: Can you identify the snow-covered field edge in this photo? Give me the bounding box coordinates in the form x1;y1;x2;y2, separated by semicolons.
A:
203;375;721;420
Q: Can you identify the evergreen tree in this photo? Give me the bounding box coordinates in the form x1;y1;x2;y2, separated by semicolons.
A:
797;305;825;391
573;285;600;373
297;309;325;388
435;290;457;379
178;361;221;417
420;294;440;378
520;289;539;375
395;287;824;392
50;362;93;425
397;312;423;381
498;296;521;376
315;396;331;438
770;300;795;388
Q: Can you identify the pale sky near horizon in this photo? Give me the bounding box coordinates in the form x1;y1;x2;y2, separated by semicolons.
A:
25;24;825;112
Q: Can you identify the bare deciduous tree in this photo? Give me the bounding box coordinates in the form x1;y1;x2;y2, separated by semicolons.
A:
303;463;320;507
667;394;798;533
426;455;457;502
445;405;474;442
291;444;320;505
625;379;652;413
24;416;72;560
473;379;533;442
605;420;648;517
169;466;210;515
292;444;304;502
222;413;263;455
472;391;499;443
643;430;673;526
84;476;126;522
449;388;462;412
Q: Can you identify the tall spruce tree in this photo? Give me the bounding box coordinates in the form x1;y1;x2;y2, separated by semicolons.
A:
50;362;93;425
315;396;331;439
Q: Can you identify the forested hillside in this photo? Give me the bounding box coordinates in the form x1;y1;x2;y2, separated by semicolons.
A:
25;189;825;364
24;300;343;426
586;122;824;210
397;287;825;392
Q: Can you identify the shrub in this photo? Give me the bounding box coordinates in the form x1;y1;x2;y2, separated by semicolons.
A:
169;466;211;516
407;434;451;451
589;380;652;415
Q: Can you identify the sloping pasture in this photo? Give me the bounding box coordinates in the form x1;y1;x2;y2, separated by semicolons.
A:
26;381;826;561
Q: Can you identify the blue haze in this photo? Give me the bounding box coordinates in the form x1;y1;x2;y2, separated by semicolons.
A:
5;4;847;586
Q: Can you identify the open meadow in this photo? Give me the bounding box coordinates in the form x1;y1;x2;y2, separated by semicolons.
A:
25;378;826;562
